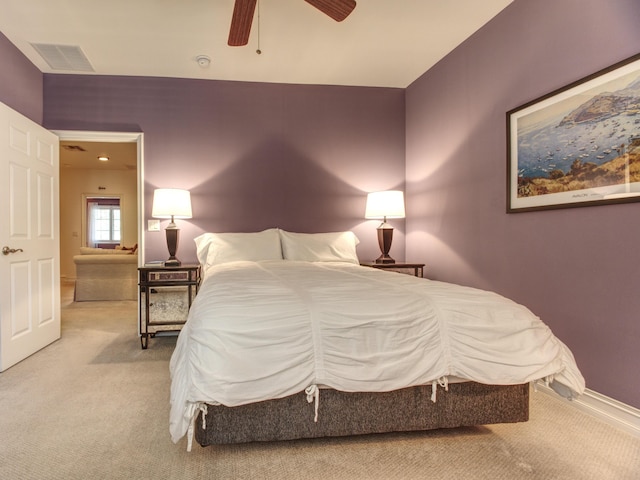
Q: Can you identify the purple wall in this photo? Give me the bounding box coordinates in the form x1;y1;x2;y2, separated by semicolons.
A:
406;0;640;408
0;32;43;124
43;75;406;264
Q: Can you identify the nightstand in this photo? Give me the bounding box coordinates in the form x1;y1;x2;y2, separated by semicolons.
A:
138;264;201;349
360;262;425;278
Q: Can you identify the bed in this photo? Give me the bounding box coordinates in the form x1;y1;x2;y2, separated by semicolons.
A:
169;229;585;450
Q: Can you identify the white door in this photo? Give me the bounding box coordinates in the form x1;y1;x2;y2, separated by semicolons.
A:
0;102;60;371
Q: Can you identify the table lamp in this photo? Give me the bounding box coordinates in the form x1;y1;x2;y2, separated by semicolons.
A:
365;190;405;264
152;188;192;266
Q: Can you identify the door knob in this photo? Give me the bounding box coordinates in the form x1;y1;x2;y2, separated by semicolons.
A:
2;246;24;255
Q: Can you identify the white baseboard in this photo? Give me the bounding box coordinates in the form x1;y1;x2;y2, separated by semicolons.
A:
537;384;640;438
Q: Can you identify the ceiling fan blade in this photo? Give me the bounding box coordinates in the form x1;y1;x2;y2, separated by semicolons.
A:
304;0;356;22
228;0;257;46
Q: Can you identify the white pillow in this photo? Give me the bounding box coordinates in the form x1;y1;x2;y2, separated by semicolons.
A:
279;230;360;264
194;229;283;269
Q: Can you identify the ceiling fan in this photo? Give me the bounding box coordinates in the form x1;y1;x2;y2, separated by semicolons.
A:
228;0;357;46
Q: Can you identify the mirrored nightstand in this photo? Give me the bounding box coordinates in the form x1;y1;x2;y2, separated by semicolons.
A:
138;264;201;349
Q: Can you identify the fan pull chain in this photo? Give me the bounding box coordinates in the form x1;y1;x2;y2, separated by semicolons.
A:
256;0;262;54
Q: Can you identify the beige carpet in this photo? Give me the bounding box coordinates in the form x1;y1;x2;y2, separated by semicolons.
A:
0;282;637;480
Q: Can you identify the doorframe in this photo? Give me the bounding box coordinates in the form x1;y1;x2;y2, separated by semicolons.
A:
53;130;144;265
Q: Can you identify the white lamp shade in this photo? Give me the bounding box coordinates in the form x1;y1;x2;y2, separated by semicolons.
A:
365;191;405;219
152;188;192;219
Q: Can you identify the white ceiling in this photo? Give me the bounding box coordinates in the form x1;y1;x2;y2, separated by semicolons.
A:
0;0;513;89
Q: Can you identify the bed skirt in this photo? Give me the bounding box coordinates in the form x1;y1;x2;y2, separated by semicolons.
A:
195;382;529;447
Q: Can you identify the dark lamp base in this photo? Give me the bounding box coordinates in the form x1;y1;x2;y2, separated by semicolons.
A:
375;225;395;264
164;226;181;267
374;255;395;264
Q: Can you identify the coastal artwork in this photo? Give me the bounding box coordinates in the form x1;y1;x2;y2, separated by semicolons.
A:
508;54;640;212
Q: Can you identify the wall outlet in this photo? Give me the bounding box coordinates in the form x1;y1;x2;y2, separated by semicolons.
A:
148;219;160;232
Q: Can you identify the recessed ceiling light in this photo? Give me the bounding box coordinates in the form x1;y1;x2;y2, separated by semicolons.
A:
97;156;109;162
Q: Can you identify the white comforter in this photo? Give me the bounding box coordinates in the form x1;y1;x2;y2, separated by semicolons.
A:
170;261;585;443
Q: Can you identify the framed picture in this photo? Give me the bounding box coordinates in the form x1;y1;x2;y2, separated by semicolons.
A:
507;53;640;212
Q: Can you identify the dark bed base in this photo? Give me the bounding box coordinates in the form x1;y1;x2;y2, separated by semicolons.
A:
195;382;529;447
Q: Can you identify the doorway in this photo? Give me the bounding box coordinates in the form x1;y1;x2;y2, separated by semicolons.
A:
55;131;144;283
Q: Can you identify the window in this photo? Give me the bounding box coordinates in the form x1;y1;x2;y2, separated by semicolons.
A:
86;197;121;247
91;205;121;243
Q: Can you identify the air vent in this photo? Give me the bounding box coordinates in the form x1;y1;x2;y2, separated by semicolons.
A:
31;43;94;72
62;144;87;152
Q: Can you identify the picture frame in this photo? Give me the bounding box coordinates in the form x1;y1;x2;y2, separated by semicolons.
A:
507;53;640;212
